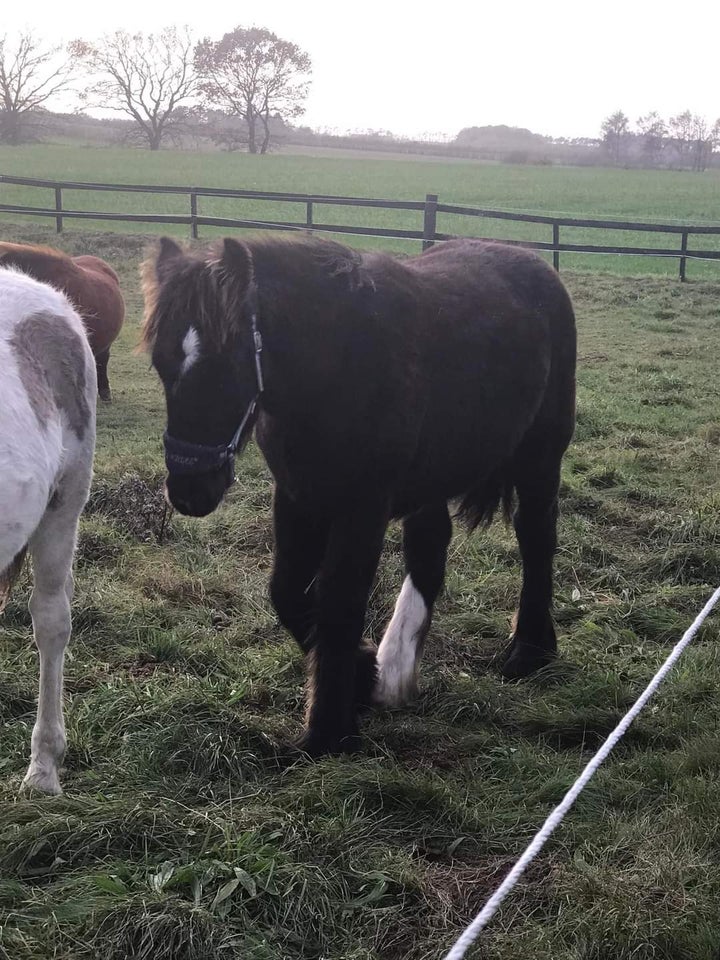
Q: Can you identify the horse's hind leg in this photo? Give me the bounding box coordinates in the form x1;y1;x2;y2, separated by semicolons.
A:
21;487;84;794
502;452;562;680
96;348;111;403
375;502;452;707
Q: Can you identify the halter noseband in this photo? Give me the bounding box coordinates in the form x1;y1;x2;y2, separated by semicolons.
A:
163;310;264;477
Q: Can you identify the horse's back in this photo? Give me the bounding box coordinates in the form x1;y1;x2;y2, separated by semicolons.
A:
73;255;120;284
383;240;576;512
412;239;574;324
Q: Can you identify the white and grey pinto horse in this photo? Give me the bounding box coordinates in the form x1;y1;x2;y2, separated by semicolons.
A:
0;266;96;794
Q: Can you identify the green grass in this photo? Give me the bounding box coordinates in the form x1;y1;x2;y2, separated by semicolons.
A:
1;143;720;277
2;227;720;959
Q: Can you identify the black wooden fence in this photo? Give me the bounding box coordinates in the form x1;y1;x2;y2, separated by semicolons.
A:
2;173;720;281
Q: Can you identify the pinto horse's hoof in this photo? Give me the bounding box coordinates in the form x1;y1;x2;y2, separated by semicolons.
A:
500;639;556;680
98;387;112;403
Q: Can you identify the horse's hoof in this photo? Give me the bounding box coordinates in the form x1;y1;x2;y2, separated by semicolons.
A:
295;727;361;758
20;768;62;796
98;388;112;403
500;639;556;680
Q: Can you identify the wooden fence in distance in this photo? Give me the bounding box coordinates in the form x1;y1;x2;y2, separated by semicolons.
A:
2;174;720;281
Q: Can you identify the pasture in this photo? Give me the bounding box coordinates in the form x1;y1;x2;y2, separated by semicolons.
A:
1;219;720;960
2;144;720;276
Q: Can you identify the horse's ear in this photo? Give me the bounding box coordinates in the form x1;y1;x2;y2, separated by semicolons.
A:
155;237;184;284
221;238;254;289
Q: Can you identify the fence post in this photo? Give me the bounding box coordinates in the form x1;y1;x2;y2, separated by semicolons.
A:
553;222;560;272
679;230;688;282
190;190;198;240
54;187;63;234
423;194;438;251
306;200;313;235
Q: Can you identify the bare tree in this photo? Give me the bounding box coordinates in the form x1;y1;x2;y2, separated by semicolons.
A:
688;114;713;171
69;28;198;151
636;112;667;167
0;32;72;144
600;111;629;165
668;110;694;167
195;27;311;154
667;111;715;170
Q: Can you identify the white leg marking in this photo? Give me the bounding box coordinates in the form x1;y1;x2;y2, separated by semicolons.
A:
180;326;200;375
374;575;428;707
21;578;70;795
21;479;89;796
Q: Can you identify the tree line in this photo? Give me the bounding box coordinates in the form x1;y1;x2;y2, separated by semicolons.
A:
0;27;311;152
601;110;720;171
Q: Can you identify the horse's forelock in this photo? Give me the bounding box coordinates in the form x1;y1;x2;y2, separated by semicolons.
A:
141;244;253;356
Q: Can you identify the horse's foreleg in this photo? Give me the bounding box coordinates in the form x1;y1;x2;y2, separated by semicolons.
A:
375;502;452;707
21;490;83;794
502;457;561;679
300;503;388;756
269;487;329;651
95;348;111;403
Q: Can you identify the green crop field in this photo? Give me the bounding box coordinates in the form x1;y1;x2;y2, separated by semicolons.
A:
1;143;720;278
2;220;720;959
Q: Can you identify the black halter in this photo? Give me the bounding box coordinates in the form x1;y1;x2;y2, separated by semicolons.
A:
163;310;264;477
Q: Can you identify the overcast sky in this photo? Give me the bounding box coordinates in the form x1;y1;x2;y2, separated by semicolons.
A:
5;0;720;140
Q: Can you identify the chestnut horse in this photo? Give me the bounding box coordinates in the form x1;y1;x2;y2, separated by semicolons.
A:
0;241;125;401
143;236;576;757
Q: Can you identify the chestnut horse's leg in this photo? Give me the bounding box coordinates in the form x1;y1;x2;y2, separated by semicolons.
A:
95;348;111;403
501;454;562;679
300;503;389;756
375;502;452;707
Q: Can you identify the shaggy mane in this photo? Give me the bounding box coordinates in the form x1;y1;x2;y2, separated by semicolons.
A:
141;235;367;353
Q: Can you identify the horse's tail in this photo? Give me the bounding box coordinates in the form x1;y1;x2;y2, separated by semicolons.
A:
0;547;27;614
456;467;515;530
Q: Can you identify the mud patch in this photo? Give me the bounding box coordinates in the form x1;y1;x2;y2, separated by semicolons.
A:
87;474;170;542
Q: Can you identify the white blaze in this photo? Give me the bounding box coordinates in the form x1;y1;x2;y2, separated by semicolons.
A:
180;326;200;375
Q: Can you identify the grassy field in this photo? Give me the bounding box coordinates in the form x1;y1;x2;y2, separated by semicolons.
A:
2;225;720;960
1;143;720;277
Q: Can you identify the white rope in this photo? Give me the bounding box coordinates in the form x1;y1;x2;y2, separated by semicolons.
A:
443;584;720;960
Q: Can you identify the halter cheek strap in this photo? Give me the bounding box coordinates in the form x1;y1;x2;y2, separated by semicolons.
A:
163;311;264;476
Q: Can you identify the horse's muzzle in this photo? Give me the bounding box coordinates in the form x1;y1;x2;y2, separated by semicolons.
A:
164;463;234;518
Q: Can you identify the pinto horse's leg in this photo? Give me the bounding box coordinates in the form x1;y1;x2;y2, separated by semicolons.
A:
502;455;562;680
375;502;452;707
95;348;111;403
21;487;83;795
300;504;389;757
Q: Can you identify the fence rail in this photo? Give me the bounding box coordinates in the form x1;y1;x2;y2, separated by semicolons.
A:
2;174;719;280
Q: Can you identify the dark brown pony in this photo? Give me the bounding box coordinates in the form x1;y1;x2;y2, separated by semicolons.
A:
143;235;577;756
0;241;125;401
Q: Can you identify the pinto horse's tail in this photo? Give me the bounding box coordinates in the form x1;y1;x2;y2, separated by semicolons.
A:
0;547;27;614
